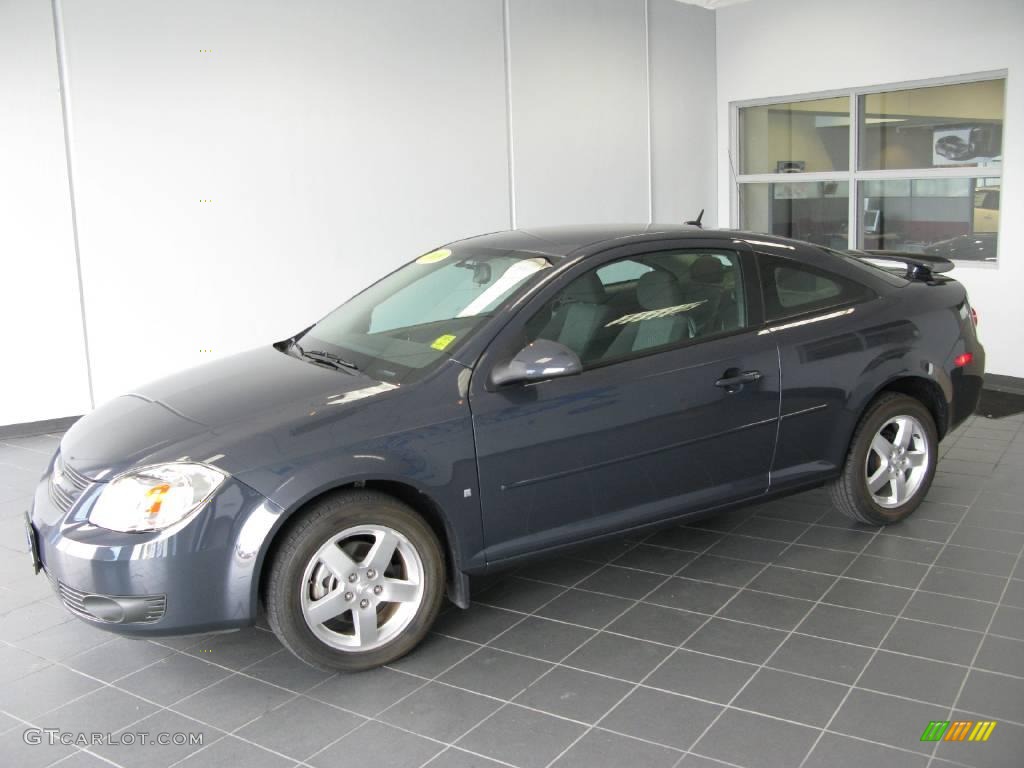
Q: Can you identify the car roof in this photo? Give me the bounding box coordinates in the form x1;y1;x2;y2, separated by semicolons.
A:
452;224;806;260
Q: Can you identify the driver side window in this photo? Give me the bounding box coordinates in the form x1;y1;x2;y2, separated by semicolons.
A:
524;249;747;368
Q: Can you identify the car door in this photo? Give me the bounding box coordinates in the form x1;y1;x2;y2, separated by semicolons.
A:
467;240;781;565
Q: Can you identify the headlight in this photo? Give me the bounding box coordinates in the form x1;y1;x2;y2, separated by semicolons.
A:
88;463;227;533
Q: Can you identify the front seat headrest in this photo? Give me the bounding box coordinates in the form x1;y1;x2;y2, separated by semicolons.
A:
636;271;684;310
561;271;606;304
690;255;725;285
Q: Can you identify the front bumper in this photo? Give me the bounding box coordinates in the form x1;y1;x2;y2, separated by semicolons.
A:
29;457;285;636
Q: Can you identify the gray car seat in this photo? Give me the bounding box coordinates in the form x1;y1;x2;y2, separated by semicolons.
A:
685;255;726;336
543;271;610;361
603;270;691;359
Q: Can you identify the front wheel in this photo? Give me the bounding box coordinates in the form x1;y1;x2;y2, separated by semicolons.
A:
829;393;938;525
265;490;445;671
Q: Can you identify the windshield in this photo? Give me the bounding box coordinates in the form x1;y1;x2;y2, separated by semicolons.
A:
297;246;552;385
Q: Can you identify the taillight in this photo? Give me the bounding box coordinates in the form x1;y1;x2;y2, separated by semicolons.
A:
954;352;973;367
970;306;978;326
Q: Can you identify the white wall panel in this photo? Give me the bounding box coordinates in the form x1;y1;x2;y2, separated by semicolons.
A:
715;0;1024;377
3;0;721;423
60;0;511;403
508;0;651;227
0;0;92;425
650;0;717;224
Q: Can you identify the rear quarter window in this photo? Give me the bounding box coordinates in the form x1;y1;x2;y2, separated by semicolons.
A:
760;254;875;322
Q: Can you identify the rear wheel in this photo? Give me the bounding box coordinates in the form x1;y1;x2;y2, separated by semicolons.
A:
830;393;937;525
265;490;445;671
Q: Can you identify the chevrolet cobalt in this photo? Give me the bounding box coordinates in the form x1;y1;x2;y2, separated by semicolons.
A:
27;225;984;670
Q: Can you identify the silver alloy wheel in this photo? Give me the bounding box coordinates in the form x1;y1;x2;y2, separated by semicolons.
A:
864;414;930;509
299;524;424;652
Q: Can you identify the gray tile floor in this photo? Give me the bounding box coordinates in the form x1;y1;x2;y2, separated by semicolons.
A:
1;414;1023;768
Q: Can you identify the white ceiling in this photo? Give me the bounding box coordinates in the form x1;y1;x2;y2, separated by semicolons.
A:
673;0;756;9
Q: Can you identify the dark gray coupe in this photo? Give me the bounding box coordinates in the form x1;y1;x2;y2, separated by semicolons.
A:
28;225;984;670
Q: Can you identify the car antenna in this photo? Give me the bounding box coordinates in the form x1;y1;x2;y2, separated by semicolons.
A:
685;209;704;228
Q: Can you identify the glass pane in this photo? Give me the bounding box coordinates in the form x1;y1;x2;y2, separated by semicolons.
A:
525;250;746;368
775;266;842;309
859;179;999;263
760;254;873;322
596;259;652;286
305;248;552;384
739;96;850;174
739;181;850;248
859;79;1004;171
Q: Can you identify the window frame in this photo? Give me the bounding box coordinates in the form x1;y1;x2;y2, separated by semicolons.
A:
730;70;1007;268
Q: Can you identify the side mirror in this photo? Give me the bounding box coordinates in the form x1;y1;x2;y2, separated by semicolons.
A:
490;339;583;388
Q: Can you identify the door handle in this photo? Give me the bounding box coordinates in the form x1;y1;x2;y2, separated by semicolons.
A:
714;369;762;392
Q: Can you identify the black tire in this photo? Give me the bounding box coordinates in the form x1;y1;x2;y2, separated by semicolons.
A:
829;392;938;525
265;490;445;672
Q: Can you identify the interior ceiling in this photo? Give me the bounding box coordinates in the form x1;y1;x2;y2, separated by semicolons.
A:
673;0;756;9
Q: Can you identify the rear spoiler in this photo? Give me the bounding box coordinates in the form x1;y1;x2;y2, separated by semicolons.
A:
845;250;955;281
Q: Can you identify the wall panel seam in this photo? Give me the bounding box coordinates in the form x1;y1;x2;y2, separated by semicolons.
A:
502;0;517;229
645;0;653;223
50;0;95;409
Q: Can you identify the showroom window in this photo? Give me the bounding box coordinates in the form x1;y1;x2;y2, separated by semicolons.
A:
733;75;1005;264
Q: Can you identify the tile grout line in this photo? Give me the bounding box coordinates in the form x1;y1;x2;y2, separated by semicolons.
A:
418;627;1024;729
2;417;1023;768
3;543;637;767
10;575;1023;747
422;537;699;765
926;542;1024;767
796;435;1001;768
518;569;1014;630
580;517;1024;581
8;514;1017;766
44;641;318;767
300;539;649;768
925;417;1024;767
542;502;834;768
435;528;729;766
673;502;892;767
4;629;352;767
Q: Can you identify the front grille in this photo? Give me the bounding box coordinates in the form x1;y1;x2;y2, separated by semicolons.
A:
61;458;91;492
49;573;167;624
54;579;95;621
48;453;94;513
47;480;75;513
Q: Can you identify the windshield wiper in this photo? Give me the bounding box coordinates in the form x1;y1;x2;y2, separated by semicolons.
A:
293;343;359;373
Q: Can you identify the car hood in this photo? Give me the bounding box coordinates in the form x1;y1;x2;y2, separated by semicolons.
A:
60;345;403;479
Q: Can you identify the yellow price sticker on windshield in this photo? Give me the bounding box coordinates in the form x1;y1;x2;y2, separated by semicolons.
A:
430;334;457;351
416;248;451;264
